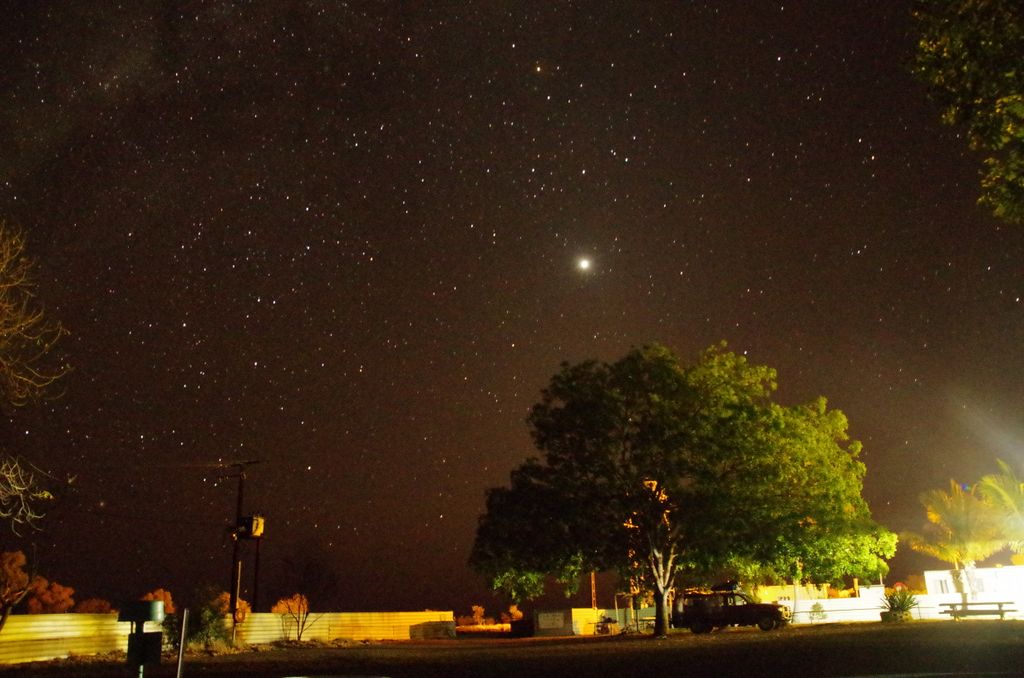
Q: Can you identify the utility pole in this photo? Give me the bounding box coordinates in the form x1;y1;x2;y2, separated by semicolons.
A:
219;459;262;641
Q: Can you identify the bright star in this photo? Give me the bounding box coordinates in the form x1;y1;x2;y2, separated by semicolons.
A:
577;258;591;271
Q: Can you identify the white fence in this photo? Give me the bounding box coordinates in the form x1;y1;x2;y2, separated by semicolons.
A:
787;591;1023;624
538;578;1024;633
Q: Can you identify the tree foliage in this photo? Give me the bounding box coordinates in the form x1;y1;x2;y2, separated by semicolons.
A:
903;479;1006;602
26;577;74;614
977;459;1024;550
178;586;236;649
471;344;894;636
141;587;177;615
272;593;317;641
903;480;1004;570
913;0;1024;223
214;590;251;623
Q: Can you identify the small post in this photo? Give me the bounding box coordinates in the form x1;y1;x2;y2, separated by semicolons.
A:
231;560;243;643
253;536;261;612
176;608;189;678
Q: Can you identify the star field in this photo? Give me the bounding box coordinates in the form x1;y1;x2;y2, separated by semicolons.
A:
1;2;1022;611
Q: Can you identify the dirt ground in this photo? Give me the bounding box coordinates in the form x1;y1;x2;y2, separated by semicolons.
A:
5;620;1024;677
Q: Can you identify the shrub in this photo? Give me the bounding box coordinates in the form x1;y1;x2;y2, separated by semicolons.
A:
880;589;918;623
163;586;245;650
26;578;74;613
882;589;918;614
187;587;231;648
272;593;317;641
500;604;524;623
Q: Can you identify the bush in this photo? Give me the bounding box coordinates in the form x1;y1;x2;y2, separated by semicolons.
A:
163;586;236;651
141;588;176;615
880;589;918;623
26;578;75;613
882;589;918;614
271;593;316;641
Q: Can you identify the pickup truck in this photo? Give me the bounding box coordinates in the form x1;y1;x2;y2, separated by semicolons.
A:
672;589;791;633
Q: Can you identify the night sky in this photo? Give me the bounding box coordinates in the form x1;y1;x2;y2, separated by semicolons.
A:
2;2;1022;614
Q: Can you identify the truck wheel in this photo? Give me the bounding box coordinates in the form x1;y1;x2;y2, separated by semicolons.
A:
756;616;776;631
690;621;712;634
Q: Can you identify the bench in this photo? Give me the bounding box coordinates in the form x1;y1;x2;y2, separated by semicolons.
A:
939;601;1016;620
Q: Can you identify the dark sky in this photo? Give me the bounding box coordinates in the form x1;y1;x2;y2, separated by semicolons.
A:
1;2;1021;614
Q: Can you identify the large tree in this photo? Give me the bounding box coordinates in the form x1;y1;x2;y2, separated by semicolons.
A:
0;224;67;407
470;344;894;636
0;223;68;532
912;0;1024;223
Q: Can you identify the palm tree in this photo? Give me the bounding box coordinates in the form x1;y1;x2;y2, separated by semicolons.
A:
978;459;1024;553
902;480;1005;603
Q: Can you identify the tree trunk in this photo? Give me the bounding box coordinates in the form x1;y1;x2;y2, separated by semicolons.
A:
952;568;969;606
0;584;32;634
653;584;670;637
646;531;677;638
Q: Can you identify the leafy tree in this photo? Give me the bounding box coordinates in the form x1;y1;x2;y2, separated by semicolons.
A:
903;480;1005;603
271;593;318;641
912;0;1024;223
471;344;894;636
26;577;74;613
708;399;897;585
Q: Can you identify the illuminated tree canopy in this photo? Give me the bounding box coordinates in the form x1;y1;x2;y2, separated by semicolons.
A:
903;479;1005;603
913;0;1024;223
978;459;1024;551
904;480;1004;570
470;344;894;636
